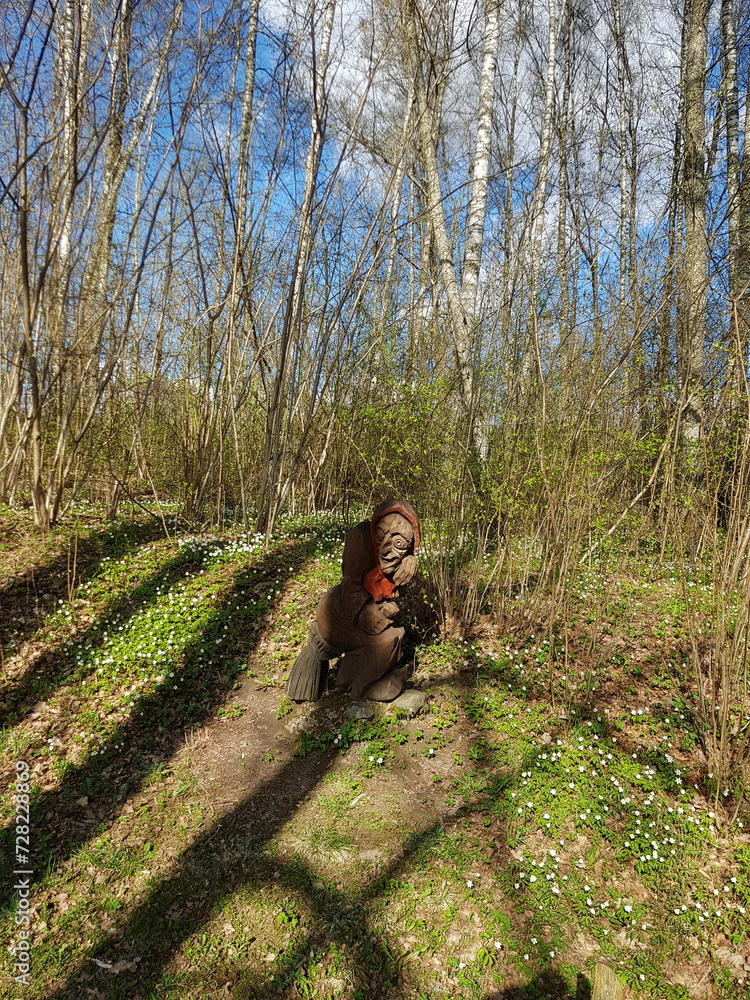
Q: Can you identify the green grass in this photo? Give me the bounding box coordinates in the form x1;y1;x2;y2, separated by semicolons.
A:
1;511;749;999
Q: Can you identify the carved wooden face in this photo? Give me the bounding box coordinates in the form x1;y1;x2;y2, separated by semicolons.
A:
374;512;414;577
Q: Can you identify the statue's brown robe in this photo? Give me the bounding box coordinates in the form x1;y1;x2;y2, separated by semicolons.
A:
318;498;419;699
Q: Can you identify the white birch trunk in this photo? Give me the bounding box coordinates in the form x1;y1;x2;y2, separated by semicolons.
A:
614;0;629;327
460;0;501;322
407;0;499;459
527;0;561;377
680;0;709;442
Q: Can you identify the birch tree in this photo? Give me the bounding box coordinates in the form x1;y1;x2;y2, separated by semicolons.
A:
679;0;710;443
405;0;501;459
527;0;562;379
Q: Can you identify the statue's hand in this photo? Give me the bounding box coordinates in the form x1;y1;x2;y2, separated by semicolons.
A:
379;600;399;620
359;600;397;634
392;554;417;587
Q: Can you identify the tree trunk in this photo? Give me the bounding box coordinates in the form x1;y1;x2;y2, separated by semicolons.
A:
256;0;336;534
527;0;561;380
721;0;748;393
406;0;499;460
460;0;501;323
679;0;710;443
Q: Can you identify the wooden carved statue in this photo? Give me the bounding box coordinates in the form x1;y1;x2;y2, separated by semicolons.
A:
286;498;420;702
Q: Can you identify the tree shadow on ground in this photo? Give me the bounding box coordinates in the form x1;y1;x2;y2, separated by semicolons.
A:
5;555;609;999
37;648;510;998
0;516;164;651
486;967;590;998
0;534;320;911
0;518;167;728
0;541;214;729
45;696;577;1000
47;735;477;1000
241;821;457;1000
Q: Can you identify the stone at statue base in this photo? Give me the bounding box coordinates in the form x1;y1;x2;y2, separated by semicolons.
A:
387;689;427;716
345;701;375;721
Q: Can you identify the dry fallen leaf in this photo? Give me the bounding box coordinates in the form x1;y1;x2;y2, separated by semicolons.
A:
108;956;142;975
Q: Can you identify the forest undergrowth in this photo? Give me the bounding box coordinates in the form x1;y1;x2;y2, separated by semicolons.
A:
0;504;749;1000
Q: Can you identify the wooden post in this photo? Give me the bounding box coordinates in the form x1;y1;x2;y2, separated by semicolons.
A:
592;962;625;1000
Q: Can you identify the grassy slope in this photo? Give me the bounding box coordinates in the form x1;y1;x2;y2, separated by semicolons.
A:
0;508;749;1000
